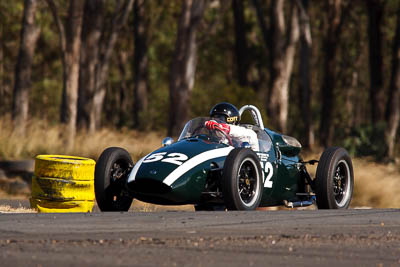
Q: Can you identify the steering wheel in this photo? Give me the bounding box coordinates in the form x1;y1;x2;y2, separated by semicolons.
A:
190;125;233;146
213;127;233;146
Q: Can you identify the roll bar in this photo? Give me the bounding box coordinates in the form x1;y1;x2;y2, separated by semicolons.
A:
239;105;265;130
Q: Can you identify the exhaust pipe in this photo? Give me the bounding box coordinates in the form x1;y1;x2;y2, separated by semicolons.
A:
284;196;316;208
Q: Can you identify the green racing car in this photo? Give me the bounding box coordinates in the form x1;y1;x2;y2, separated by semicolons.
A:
94;105;354;211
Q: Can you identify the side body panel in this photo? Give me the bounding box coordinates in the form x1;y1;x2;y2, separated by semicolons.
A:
259;129;302;206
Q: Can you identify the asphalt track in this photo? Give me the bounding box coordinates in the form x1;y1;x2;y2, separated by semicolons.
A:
0;207;399;267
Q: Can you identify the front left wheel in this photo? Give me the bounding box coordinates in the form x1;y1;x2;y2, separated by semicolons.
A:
95;147;134;211
222;148;263;210
315;147;354;209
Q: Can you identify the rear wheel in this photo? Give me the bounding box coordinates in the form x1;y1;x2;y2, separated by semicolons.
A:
222;148;263;210
315;147;354;209
95;147;134;211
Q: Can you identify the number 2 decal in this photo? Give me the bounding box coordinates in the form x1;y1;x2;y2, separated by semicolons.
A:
143;152;188;166
262;162;274;188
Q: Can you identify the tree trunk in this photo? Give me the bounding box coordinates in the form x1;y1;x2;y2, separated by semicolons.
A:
0;27;4;115
133;0;149;129
267;0;299;133
62;0;84;149
46;0;85;149
251;0;270;99
367;0;385;125
12;0;40;136
117;50;129;127
319;0;344;147
78;0;105;130
78;0;133;132
232;0;249;87
296;0;314;149
168;0;206;137
384;5;400;158
251;0;270;55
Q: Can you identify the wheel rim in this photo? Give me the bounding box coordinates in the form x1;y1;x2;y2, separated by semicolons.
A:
108;159;132;209
333;160;351;207
236;158;260;207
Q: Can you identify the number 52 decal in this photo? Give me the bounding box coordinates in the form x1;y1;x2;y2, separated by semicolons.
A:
260;162;274;188
143;152;188;166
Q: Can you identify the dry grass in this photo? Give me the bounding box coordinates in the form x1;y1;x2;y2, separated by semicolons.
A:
0;205;35;213
1;117;400;209
72;128;163;161
131;200;194;212
0;116;164;161
351;159;400;208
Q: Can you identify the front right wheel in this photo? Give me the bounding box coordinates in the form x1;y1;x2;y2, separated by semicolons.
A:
315;147;354;209
222;148;263;210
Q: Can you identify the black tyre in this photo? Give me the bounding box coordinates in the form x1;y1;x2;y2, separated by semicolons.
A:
0;160;34;173
222;148;263;210
315;147;354;209
95;147;134;211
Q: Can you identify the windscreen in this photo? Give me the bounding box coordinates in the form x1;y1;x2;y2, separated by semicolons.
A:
178;117;239;146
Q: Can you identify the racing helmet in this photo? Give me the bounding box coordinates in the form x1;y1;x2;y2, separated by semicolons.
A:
209;102;240;124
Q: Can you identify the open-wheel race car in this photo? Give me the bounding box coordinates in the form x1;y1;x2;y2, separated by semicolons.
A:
94;105;354;211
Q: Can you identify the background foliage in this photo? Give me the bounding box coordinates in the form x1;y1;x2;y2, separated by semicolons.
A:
0;0;400;158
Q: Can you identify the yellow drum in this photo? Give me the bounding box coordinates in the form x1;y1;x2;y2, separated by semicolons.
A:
30;155;96;213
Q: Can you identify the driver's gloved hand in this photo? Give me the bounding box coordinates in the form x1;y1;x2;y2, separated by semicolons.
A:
205;120;230;135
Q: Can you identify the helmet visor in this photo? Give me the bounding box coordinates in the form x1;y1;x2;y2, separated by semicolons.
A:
212;114;227;122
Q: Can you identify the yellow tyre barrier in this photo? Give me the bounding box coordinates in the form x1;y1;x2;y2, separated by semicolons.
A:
31;176;94;201
30;155;96;213
30;198;94;213
34;155;95;181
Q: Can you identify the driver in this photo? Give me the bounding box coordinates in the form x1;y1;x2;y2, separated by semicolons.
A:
205;102;259;151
